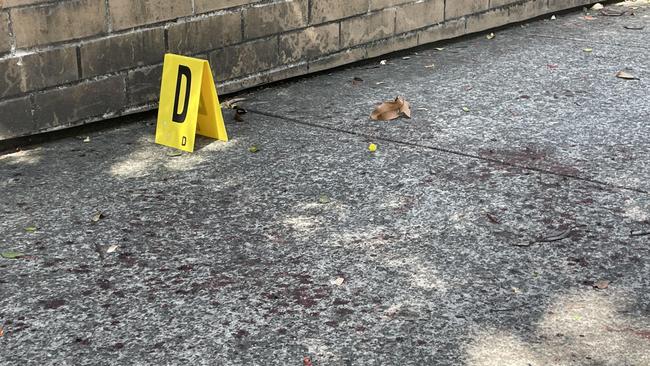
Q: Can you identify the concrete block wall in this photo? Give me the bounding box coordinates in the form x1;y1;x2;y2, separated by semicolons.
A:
0;0;595;140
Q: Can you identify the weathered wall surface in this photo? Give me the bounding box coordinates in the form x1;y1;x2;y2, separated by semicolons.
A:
0;0;594;140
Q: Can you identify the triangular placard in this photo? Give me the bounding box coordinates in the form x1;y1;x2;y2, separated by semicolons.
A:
155;54;228;152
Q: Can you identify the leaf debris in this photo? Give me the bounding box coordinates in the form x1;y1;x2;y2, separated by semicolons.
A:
370;96;411;121
1;251;24;259
91;212;105;223
616;70;639;80
594;280;609;289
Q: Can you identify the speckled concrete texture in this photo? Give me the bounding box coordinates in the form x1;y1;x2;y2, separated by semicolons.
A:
1;3;649;366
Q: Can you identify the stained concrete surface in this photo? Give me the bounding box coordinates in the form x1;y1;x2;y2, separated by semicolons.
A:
1;2;649;365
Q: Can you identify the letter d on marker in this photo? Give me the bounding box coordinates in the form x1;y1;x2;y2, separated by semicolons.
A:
172;65;192;123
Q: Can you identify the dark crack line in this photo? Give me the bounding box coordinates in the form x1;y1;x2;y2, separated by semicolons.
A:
247;108;648;195
527;33;650;50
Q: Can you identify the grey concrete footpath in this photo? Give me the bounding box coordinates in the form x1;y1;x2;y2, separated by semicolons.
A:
1;2;649;365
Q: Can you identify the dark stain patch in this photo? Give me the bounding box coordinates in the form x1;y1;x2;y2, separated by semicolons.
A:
293;287;317;308
312;287;329;300
42;258;64;267
567;257;589;267
547;164;581;176
295;273;313;284
605;326;650;341
74;337;92;346
234;329;249;339
336;307;354;316
182;275;235;295
325;320;338;327
263;292;280;300
576;198;594;205
11;321;30;333
479;146;548;164
41;298;66;310
67;264;91;274
97;278;112;290
118;252;137;266
81;289;94;296
177;264;193;272
113;342;125;350
333;298;350;306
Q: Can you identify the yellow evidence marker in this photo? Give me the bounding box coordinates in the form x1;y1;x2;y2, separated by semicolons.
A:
155;54;228;152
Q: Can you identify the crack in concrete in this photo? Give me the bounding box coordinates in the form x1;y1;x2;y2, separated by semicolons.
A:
247;108;649;195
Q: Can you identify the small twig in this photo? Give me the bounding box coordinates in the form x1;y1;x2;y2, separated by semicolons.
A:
536;228;572;243
630;231;650;237
486;212;501;224
491;304;529;312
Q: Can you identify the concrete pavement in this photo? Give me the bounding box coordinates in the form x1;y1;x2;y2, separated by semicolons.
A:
1;2;649;365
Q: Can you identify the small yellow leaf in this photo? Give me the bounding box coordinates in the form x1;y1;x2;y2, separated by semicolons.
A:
1;251;24;259
318;194;331;204
583;48;593;53
25;227;37;233
332;277;345;286
486;33;496;40
368;143;377;152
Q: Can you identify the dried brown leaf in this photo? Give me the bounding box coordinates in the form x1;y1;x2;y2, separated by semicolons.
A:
370;96;411;121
